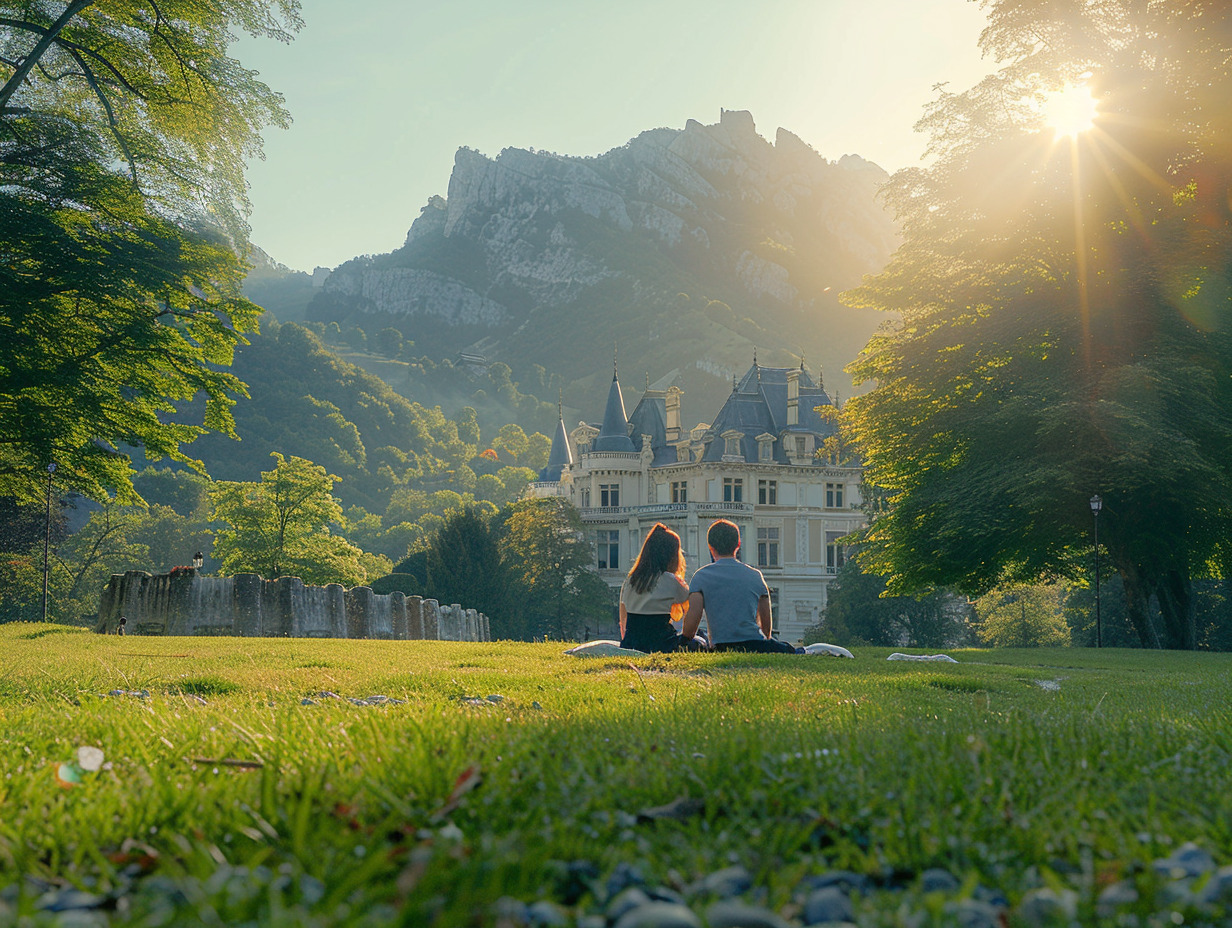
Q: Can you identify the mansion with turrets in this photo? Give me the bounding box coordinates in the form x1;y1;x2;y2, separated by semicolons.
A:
527;360;864;643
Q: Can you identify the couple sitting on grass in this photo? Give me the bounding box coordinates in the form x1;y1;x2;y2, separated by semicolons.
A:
618;519;804;655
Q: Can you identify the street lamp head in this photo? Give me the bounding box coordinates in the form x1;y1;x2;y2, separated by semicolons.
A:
46;462;56;474
192;551;204;570
1090;494;1102;513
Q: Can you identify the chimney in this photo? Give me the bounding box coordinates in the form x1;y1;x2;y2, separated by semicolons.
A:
787;369;799;426
665;387;682;442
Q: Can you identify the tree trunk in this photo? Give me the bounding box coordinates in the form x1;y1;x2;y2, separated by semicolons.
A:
1155;569;1196;650
1119;565;1161;649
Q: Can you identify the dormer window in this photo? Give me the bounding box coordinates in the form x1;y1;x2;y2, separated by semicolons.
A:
721;429;744;461
756;432;775;462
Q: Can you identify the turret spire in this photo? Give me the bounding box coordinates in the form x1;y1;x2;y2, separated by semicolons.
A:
594;360;635;453
538;390;574;482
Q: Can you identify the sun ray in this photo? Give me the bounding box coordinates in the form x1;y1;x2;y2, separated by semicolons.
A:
1069;134;1092;370
1088;129;1176;196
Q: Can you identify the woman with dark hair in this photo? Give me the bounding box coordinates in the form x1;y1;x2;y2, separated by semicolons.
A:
619;523;705;652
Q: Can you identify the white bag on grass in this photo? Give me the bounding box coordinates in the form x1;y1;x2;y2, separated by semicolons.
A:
563;640;649;658
887;652;958;662
802;642;855;658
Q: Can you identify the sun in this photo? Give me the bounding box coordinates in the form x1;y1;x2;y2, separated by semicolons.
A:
1040;83;1099;138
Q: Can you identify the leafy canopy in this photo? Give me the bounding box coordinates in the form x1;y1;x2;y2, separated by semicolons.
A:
0;0;301;503
210;453;387;587
843;0;1232;648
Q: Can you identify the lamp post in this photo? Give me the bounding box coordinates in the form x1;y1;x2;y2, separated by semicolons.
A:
1090;494;1102;648
42;462;56;623
192;551;204;571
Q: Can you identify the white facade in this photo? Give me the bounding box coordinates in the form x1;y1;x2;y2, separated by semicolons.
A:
529;364;863;643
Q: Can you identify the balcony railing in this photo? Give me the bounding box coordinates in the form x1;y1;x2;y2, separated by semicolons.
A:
579;501;755;519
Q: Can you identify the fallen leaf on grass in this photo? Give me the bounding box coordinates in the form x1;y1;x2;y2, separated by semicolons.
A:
107;838;160;873
431;765;482;821
636;796;705;824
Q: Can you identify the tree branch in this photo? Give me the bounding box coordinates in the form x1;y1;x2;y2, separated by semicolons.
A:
0;1;95;112
63;46;138;186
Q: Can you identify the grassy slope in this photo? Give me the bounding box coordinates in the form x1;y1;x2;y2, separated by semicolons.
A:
2;625;1230;925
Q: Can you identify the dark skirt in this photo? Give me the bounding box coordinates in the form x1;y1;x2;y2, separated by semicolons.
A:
621;613;689;653
712;638;803;654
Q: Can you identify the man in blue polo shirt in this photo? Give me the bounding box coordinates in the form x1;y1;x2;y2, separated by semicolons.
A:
681;519;803;653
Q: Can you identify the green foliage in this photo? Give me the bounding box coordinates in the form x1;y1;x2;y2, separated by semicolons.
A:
0;0;301;504
210;453;388;586
393;498;611;641
131;467;213;517
1;498;213;625
422;506;511;629
0;0;300;237
398;355;561;439
498;498;612;641
973;584;1071;648
843;0;1232;649
187;323;547;543
0;166;261;504
375;327;404;359
809;557;971;648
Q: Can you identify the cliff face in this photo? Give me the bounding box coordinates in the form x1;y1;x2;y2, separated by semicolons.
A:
308;110;899;412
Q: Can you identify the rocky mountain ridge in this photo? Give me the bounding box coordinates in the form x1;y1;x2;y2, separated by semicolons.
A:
307;110;900;413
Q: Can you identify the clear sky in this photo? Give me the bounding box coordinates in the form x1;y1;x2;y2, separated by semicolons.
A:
239;0;994;272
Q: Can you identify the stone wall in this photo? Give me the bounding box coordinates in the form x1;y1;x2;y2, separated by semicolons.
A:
95;571;491;641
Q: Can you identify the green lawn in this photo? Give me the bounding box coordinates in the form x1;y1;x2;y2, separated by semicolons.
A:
2;624;1230;926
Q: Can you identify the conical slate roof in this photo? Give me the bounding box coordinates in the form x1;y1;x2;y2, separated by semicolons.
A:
538;411;574;482
593;369;636;452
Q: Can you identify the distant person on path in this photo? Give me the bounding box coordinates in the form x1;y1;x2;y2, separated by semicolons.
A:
117;615;126;636
620;523;706;652
682;519;803;654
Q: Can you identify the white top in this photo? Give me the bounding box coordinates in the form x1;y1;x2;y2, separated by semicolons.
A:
620;572;691;616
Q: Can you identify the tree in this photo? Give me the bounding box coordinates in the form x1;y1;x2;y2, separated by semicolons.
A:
51;503;152;622
810;557;970;648
210;453;383;586
376;327;404;359
492;424;530;465
0;1;301;504
131;467;213;518
843;0;1232;649
421;506;514;632
500;498;611;641
974;585;1070;649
